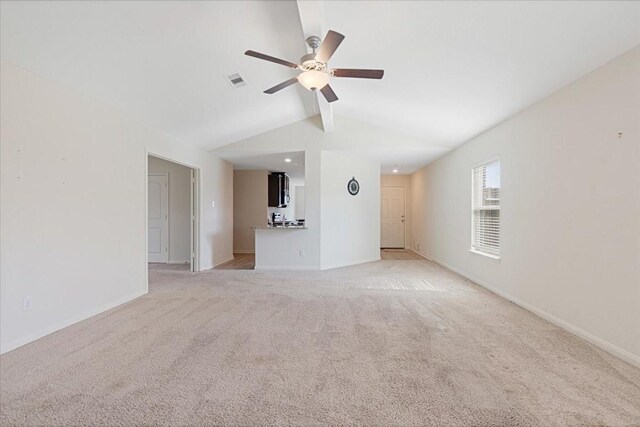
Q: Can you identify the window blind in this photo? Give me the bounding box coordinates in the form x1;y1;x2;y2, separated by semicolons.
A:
472;160;500;256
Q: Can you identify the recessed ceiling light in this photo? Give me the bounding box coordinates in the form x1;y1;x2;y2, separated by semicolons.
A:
392;166;399;173
284;158;292;163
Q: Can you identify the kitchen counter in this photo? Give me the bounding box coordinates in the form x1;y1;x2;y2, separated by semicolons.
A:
254;226;313;270
252;225;307;230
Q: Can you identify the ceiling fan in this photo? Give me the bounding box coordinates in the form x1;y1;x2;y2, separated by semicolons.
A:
245;30;384;103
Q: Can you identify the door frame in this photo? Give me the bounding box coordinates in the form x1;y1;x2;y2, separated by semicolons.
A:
189;168;200;273
145;151;201;286
380;185;406;249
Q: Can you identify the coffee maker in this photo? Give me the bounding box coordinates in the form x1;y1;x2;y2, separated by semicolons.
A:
271;212;284;224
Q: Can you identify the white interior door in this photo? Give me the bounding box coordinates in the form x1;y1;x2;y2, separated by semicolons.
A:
381;186;405;248
148;173;169;263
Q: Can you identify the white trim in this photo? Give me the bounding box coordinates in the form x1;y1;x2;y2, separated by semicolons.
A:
146;152;201;272
321;256;381;271
254;265;318;271
190;168;200;272
470;155;501;170
0;289;147;355
255;256;382;272
411;249;640;368
147;152;199;170
471;158;501;258
144;149;149;292
233;250;255;254
468;249;501;260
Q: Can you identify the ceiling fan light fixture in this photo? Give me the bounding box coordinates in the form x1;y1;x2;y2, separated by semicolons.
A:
298;70;330;91
245;30;383;101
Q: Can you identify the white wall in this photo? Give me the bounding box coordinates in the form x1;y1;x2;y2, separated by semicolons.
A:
381;174;412;249
295;186;305;219
410;47;640;365
0;60;233;353
234;170;268;253
148;156;192;263
256;149;381;271
255;150;322;270
321;151;381;269
218;119;385;271
256;149;381;270
203;156;234;268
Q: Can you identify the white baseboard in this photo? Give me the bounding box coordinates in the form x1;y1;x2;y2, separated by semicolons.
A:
254;265;318;271
233;250;255;254
0;288;148;355
410;249;640;368
321;256;381;271
255;256;380;271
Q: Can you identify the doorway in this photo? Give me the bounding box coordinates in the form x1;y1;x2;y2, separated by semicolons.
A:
380;186;405;248
147;155;199;272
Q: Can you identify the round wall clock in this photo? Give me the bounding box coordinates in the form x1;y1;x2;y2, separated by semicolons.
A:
347;177;360;195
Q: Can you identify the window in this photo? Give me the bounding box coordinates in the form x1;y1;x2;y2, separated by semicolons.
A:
472;160;500;257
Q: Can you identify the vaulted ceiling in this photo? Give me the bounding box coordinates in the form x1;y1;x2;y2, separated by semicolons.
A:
2;1;639;172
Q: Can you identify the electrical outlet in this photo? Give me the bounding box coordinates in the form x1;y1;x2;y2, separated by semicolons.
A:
211;201;216;208
299;249;305;257
22;296;32;312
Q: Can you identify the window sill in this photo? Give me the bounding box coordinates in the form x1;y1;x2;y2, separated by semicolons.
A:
468;249;501;260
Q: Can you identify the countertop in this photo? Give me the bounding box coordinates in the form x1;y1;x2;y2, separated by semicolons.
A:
253;225;307;230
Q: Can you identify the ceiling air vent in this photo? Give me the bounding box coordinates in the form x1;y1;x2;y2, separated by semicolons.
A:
225;72;247;88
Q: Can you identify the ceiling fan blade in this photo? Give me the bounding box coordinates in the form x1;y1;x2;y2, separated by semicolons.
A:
319;84;338;103
332;68;384;79
245;50;299;69
315;30;345;63
264;77;299;94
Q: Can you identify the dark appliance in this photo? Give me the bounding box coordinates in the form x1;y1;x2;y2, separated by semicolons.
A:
268;172;290;207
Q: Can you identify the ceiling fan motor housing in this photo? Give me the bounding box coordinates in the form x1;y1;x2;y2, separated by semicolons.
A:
246;30;383;103
300;53;327;72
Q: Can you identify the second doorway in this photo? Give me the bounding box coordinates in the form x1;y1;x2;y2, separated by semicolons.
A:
147;155;198;271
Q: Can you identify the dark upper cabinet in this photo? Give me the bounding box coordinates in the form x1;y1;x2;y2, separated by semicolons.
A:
268;172;290;207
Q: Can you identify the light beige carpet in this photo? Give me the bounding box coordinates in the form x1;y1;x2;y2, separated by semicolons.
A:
1;258;639;426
